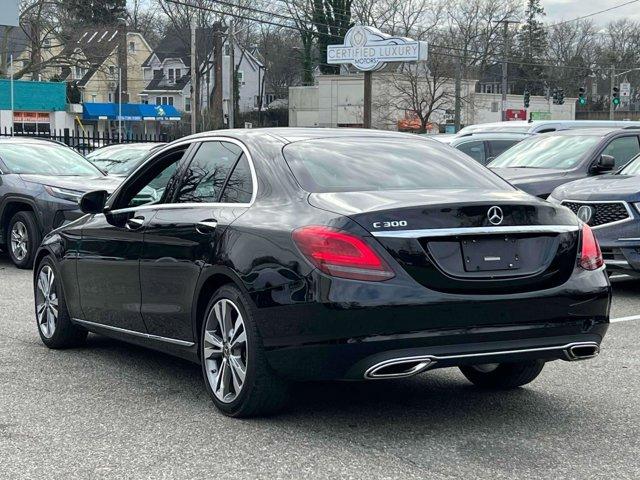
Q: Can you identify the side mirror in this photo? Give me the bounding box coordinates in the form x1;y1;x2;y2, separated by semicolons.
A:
80;190;109;214
594;154;615;172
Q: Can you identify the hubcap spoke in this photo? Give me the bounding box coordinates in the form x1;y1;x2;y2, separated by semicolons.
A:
203;330;223;359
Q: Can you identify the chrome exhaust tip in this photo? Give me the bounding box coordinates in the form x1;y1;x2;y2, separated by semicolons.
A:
564;342;600;361
364;356;436;379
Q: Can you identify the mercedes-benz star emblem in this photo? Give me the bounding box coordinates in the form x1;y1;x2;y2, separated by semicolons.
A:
577;205;594;224
487;206;504;226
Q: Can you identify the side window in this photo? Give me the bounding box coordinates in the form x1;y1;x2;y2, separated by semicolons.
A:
456;141;486;164
116;148;187;209
603;136;640;168
220;153;253;203
489;140;519;160
176;141;243;203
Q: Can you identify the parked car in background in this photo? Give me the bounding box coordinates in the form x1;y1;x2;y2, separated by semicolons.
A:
488;128;640;198
433;132;531;165
33;128;609;417
0;137;122;268
549;152;640;277
458;120;640;136
86;143;165;177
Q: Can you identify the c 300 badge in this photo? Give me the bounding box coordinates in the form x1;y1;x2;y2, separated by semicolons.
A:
372;221;408;228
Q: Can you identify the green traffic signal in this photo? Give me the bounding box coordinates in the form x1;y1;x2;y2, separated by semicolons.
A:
579;98;587;106
613;97;621;106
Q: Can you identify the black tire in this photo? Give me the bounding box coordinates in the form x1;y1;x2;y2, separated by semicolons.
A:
200;284;289;417
7;211;41;269
34;256;87;349
459;360;545;389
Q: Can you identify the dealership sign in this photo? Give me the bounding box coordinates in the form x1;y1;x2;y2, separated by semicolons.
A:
327;26;428;72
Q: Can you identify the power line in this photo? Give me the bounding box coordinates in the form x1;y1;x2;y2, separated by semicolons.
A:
549;0;640;27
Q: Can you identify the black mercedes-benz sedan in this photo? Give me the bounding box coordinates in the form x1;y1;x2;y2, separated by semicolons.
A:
33;128;610;417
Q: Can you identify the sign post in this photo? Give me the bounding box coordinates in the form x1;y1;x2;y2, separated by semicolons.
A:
327;26;428;128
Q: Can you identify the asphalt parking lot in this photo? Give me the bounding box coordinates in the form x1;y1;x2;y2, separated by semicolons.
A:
0;254;638;480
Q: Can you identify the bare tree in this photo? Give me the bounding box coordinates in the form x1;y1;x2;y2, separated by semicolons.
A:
377;52;457;132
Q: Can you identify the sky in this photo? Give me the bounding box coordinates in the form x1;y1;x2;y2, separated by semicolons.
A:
543;0;640;25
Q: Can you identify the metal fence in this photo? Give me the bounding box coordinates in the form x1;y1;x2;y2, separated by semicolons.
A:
0;128;175;156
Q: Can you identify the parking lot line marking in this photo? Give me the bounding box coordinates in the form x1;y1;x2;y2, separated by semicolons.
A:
611;314;640;323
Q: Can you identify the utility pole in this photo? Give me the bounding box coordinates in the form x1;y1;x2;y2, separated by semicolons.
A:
9;54;13;137
228;20;235;129
212;23;224;129
496;19;519;122
190;18;198;135
610;65;615;121
454;58;462;132
118;66;122;142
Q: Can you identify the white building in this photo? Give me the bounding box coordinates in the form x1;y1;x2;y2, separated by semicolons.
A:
140;27;265;117
289;74;576;130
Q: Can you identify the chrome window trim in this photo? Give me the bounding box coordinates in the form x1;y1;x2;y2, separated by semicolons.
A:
71;318;195;347
370;224;579;239
561;199;634;230
108;136;258;216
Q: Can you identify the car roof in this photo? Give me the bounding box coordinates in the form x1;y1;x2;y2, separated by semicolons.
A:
453;132;533;140
178;127;431;145
538;127;634;137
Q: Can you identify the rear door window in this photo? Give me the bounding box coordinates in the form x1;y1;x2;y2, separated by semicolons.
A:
602;136;640;168
456;141;486;164
176;141;243;203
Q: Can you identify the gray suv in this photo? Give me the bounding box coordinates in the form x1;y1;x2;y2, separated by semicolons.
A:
0;138;122;268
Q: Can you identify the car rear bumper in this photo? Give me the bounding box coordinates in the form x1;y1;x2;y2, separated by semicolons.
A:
254;270;611;381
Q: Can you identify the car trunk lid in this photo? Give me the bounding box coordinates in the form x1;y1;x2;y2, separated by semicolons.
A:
309;189;580;294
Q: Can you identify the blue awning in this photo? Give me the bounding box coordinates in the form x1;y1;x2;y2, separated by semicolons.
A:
83;103;181;121
83;103;116;120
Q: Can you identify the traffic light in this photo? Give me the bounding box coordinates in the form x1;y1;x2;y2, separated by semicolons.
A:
557;88;565;105
523;89;531;108
612;86;621;106
551;87;558;104
578;87;587;106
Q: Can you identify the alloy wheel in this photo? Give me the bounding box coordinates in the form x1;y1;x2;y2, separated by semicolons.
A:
203;299;248;403
35;265;58;338
10;221;29;261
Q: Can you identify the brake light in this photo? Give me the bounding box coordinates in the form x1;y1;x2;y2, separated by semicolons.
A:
292;226;395;281
579;224;604;270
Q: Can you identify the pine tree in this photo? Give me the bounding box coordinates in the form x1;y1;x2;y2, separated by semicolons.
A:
62;0;127;27
516;0;548;96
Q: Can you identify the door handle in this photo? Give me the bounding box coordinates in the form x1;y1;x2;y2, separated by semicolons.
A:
196;220;218;235
125;216;145;231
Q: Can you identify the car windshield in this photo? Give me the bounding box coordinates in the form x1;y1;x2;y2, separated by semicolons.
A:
87;145;157;175
282;137;510;192
0;143;102;176
488;135;601;169
618;154;640;175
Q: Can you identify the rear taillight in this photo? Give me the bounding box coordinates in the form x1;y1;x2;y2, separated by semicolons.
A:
579;224;604;271
292;226;395;281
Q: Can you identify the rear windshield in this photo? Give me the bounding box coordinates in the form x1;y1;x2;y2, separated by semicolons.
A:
488;135;601;169
282;137;510;193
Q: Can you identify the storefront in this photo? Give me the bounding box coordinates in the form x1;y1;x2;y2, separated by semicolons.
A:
0;79;74;134
13;111;51;134
82;102;181;137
